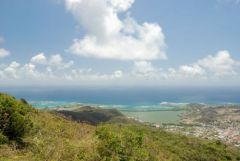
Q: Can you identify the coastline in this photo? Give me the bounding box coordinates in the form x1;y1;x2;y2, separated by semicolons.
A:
31;101;186;124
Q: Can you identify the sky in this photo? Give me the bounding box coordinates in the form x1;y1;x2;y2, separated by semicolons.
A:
0;0;240;86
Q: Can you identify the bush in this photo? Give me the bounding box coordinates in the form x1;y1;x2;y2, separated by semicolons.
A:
0;132;8;144
96;125;154;161
0;93;33;141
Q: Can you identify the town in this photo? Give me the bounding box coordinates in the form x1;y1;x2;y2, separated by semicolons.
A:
149;104;240;147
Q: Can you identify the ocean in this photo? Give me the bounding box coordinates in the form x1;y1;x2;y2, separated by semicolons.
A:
1;86;240;106
1;86;240;124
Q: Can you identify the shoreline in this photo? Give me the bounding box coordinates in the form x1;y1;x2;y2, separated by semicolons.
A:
36;103;185;125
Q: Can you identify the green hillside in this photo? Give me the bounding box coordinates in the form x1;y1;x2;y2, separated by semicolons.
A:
0;93;240;161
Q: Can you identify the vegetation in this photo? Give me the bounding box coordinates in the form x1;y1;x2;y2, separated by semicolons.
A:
0;93;240;161
96;125;153;161
0;93;33;142
56;106;131;125
95;124;240;161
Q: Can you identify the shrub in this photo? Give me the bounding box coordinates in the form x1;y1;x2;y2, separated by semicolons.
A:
0;93;33;141
0;132;8;144
96;125;154;161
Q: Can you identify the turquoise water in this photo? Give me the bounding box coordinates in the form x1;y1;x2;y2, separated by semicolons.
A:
30;100;185;124
30;100;186;110
31;101;81;108
122;111;183;124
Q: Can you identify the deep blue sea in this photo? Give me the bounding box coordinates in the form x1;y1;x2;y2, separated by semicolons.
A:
1;86;240;109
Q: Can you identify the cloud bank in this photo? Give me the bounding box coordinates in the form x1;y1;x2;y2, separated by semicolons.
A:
138;50;239;80
0;50;239;86
65;0;167;60
0;52;124;85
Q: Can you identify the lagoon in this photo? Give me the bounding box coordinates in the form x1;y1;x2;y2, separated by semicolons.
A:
122;110;183;124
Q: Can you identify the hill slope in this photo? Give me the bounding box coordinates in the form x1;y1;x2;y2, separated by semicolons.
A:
55;105;132;125
0;93;240;161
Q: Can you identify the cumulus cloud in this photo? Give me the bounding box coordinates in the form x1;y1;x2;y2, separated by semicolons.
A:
0;48;10;58
48;54;74;69
177;50;239;77
0;50;239;85
179;65;206;77
49;54;63;66
0;53;124;85
30;53;74;69
197;50;238;76
129;50;239;81
131;61;170;80
67;68;123;82
3;61;20;78
133;61;156;75
65;0;167;60
31;53;47;64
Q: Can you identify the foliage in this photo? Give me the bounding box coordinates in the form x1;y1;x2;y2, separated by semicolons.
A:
0;93;33;140
0;132;8;144
96;124;240;161
96;125;153;161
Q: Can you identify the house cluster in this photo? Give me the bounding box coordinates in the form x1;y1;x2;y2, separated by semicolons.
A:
162;121;240;147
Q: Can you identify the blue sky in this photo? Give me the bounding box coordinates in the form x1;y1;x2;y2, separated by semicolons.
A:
0;0;240;86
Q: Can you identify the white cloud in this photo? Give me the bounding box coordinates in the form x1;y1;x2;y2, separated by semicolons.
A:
108;0;134;12
131;61;170;80
65;0;167;60
66;68;123;81
0;48;10;58
197;50;238;76
4;61;20;78
0;37;11;59
0;61;47;81
31;53;47;64
23;63;36;73
170;50;239;79
129;50;239;81
113;70;123;78
0;50;239;86
179;65;206;77
49;54;74;69
49;54;63;66
133;61;156;75
30;53;74;69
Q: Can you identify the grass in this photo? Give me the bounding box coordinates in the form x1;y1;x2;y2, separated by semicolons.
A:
0;110;97;161
1;110;240;161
